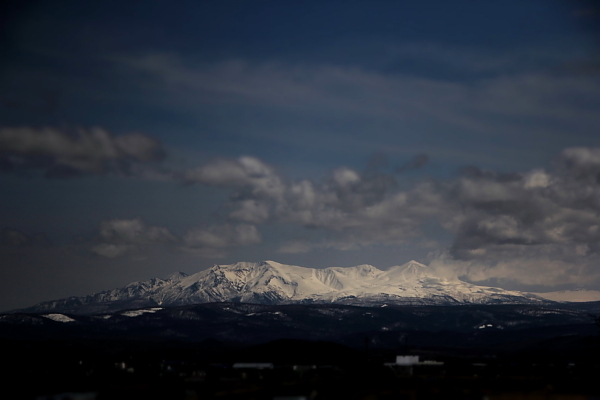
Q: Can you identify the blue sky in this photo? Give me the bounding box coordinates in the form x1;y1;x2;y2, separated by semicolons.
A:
1;0;600;311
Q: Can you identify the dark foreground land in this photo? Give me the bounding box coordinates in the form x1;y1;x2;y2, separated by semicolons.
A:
3;335;600;400
3;302;600;399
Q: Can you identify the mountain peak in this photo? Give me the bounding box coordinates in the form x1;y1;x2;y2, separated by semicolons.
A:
164;271;188;281
405;260;427;267
384;260;432;281
260;260;287;268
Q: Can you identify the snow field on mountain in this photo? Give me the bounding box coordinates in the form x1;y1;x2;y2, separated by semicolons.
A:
24;259;586;315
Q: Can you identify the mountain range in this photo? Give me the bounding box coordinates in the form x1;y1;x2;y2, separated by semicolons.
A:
17;260;561;315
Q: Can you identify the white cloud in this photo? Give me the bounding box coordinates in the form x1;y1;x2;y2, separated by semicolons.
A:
184;156;438;250
523;169;551;188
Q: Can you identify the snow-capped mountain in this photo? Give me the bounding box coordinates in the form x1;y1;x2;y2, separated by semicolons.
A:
19;260;546;314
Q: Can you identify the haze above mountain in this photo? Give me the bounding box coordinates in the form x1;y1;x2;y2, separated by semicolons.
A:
19;260;578;315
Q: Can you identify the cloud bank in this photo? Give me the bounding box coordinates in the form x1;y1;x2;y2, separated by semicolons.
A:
181;148;600;286
8;127;598;286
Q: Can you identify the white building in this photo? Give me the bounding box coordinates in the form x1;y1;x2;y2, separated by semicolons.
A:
395;355;420;366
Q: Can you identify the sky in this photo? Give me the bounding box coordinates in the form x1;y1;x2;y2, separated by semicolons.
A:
1;0;600;311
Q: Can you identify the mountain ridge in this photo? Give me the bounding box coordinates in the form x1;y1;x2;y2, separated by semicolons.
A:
14;260;554;315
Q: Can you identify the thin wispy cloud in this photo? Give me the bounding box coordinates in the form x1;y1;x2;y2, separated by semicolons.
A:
0;127;167;178
113;51;600;141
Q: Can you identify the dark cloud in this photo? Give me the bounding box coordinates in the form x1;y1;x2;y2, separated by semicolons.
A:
91;218;261;258
444;166;599;255
98;218;178;245
433;156;600;284
182;224;261;258
91;217;185;258
0;228;50;247
1;228;31;246
0;126;167;178
91;218;178;258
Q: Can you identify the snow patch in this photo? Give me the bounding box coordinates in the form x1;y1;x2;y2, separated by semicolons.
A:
121;307;163;317
43;314;75;323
